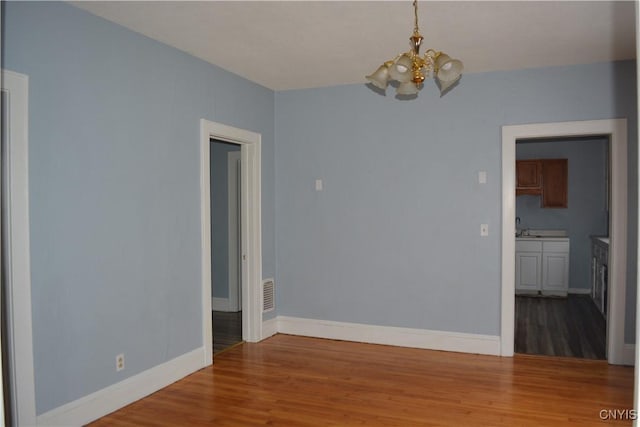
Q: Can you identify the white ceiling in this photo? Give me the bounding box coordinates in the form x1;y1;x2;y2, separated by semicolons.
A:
70;1;636;91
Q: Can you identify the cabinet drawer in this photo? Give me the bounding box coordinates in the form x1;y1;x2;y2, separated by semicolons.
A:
543;241;570;253
516;241;543;252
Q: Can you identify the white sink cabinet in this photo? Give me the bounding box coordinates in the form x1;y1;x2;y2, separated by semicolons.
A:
516;237;570;296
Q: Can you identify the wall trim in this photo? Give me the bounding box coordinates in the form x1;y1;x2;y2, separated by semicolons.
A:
568;288;592;295
262;317;278;340
212;297;231;312
36;347;205;426
623;343;635;366
211;297;232;311
276;316;501;356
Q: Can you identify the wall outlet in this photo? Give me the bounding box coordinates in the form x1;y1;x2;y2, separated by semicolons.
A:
116;353;125;372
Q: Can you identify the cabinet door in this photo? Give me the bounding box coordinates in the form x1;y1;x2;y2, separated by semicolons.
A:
542;159;568;208
542;252;569;295
516;160;542;194
516;252;541;292
593;262;603;313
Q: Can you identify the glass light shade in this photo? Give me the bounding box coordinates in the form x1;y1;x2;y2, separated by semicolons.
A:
396;81;419;96
435;53;464;82
366;64;390;89
437;76;459;94
388;54;413;83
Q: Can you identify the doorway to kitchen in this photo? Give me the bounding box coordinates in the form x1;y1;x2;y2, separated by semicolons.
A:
514;136;609;359
211;140;242;354
501;119;628;365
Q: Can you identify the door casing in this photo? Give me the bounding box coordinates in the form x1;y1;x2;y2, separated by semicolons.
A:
1;69;36;425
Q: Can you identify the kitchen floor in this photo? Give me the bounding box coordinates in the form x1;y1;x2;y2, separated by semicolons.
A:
515;294;605;359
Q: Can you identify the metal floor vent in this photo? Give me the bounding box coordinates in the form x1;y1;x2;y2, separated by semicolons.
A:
263;279;275;313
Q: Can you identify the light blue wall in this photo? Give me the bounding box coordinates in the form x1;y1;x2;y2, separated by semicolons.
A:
516;138;609;292
274;61;637;341
211;141;241;299
4;1;275;414
4;0;638;416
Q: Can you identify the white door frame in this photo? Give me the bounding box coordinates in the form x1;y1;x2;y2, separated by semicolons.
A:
227;151;241;312
1;70;37;424
501;119;628;365
200;119;262;364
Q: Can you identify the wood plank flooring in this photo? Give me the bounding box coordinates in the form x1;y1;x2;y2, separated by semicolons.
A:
89;334;633;426
515;295;606;359
212;311;242;354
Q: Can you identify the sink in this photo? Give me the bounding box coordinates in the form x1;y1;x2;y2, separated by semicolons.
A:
517;229;568;238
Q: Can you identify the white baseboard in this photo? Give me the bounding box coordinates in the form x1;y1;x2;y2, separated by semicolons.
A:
623;343;636;366
276;316;500;356
212;297;230;311
36;347;206;426
262;317;278;340
568;288;591;295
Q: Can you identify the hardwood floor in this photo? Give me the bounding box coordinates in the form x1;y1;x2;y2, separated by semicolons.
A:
515;295;606;359
89;334;633;426
212;311;242;354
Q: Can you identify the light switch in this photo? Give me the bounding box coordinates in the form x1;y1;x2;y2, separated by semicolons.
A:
480;224;489;237
315;179;323;191
479;171;487;184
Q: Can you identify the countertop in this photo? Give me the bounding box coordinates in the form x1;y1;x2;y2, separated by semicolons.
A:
516;236;570;242
592;236;610;245
515;229;568;241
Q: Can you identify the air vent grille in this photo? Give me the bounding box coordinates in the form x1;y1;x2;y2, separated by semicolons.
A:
263;279;275;313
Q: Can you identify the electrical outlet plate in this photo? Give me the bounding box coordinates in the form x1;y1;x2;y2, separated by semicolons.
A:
116;353;125;372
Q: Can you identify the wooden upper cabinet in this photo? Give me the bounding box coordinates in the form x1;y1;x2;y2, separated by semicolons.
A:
516;158;568;208
542;159;568;208
516;160;542;195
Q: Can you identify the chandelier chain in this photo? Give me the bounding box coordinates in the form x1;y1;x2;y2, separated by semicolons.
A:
413;0;419;33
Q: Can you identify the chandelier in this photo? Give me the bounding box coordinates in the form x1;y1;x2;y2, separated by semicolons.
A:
366;0;463;97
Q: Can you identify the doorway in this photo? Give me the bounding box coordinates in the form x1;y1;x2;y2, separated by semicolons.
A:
210;140;242;354
200;119;263;365
514;136;609;359
501;119;628;365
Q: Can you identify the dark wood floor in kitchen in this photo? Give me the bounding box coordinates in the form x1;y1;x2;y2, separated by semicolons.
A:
212;311;242;354
515;294;606;359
